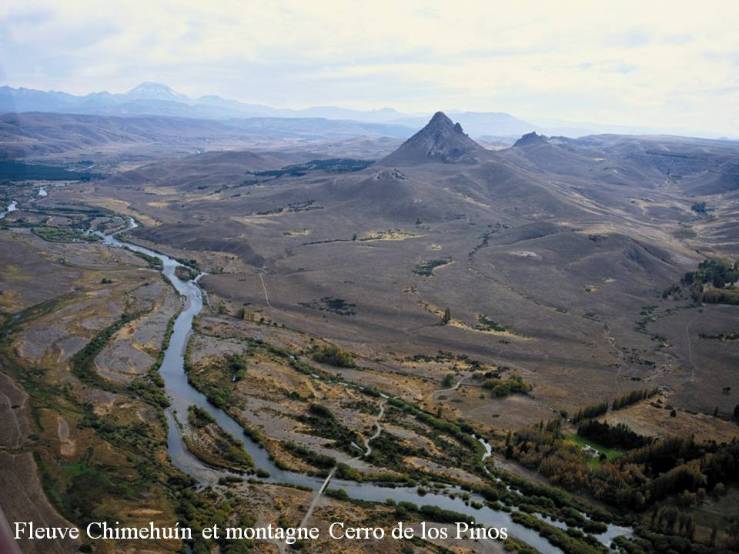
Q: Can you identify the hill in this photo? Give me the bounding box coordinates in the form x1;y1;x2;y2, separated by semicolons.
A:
0;112;411;162
380;112;490;165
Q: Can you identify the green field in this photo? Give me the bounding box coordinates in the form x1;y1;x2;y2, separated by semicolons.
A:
566;434;623;465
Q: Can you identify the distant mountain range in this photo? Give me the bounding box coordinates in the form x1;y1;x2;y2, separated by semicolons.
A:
0;82;537;138
3;83;734;140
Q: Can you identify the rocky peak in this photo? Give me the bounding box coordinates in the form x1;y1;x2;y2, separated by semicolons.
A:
380;111;487;165
513;131;548;147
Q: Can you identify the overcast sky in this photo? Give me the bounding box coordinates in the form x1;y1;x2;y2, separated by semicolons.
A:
1;0;738;136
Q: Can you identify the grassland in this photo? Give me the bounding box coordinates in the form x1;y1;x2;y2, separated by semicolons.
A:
566;434;623;465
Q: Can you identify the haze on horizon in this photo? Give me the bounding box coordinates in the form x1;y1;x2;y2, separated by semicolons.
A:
1;0;738;137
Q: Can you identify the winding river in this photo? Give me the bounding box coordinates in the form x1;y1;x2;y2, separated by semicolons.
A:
101;220;631;553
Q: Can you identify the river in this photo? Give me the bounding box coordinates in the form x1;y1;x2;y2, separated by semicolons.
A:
100;219;632;553
0;201;17;220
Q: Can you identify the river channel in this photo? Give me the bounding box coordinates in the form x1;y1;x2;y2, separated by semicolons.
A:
101;220;632;553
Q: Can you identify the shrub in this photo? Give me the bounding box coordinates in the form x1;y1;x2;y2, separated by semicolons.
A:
483;375;532;397
311;345;356;368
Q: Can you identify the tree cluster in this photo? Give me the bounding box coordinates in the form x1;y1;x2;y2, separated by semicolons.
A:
577;420;652;450
311;344;356;367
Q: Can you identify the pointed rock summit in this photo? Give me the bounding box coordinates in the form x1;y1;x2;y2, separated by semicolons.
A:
513;131;548;147
380;111;488;165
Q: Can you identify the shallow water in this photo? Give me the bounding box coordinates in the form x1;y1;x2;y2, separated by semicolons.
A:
0;201;17;220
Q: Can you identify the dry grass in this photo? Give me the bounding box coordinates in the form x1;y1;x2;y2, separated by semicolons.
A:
600;396;739;444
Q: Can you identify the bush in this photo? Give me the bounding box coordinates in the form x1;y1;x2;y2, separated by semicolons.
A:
283;442;335;471
188;405;215;428
325;488;349;500
413;258;451;276
483;375;532;397
311;345;356;368
299;404;360;453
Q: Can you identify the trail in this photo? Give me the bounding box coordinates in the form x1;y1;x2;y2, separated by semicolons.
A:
298;466;336;530
362;398;386;457
258;271;272;307
299;396;386;530
434;373;468;396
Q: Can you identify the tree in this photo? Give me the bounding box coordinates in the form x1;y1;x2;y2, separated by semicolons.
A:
441;307;451;325
311;345;356;368
713;482;726;497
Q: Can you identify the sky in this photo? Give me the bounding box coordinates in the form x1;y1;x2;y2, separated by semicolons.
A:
1;0;738;136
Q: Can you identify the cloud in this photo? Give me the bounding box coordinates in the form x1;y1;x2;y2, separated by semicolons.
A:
1;0;738;135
